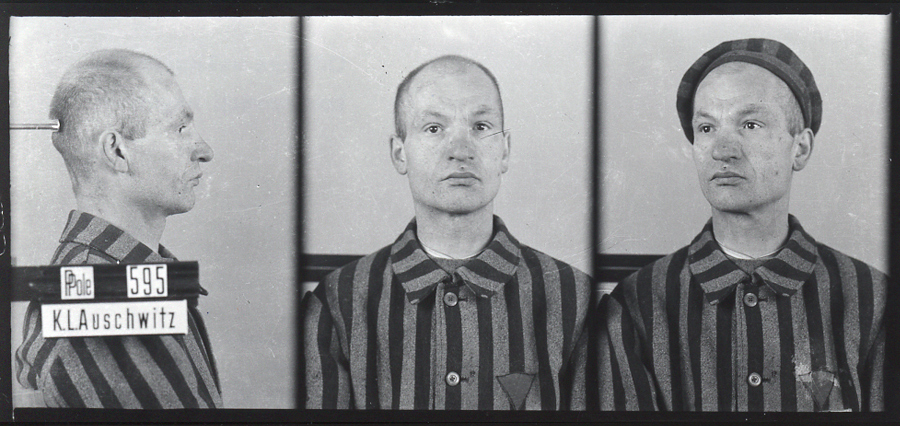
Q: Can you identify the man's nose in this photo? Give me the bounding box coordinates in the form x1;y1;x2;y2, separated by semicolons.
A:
447;127;475;161
710;130;741;162
192;135;214;162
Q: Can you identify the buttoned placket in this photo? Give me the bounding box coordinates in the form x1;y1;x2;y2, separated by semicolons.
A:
735;273;772;410
444;274;463;389
431;275;449;408
733;278;748;410
434;271;491;409
456;278;483;409
745;275;763;390
755;283;779;405
434;273;468;408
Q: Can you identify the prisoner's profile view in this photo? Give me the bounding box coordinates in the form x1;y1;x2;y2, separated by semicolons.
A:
15;49;221;408
301;55;593;410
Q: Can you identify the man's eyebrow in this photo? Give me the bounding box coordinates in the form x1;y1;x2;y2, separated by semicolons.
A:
693;104;773;123
418;110;449;121
472;105;498;116
735;104;771;117
691;110;716;123
416;106;499;123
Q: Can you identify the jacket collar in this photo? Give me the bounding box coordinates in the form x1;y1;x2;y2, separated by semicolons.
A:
390;215;522;304
60;210;176;263
688;214;819;305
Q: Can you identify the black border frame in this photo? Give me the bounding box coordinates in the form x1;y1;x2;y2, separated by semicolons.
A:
2;2;896;423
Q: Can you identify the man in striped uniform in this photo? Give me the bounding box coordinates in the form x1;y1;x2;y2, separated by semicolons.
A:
596;38;887;411
300;55;593;410
15;49;222;408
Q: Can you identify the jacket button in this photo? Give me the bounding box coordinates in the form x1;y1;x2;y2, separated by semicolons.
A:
443;292;458;307
743;292;758;308
446;371;460;386
748;372;762;387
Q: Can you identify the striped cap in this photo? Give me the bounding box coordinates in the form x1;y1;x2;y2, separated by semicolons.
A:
676;38;821;143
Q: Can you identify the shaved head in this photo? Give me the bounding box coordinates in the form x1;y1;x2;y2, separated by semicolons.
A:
394;55;503;140
49;49;175;193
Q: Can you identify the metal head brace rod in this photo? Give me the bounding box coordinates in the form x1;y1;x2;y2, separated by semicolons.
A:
11;119;60;131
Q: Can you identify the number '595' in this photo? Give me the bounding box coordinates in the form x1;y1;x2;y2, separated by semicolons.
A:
126;264;168;298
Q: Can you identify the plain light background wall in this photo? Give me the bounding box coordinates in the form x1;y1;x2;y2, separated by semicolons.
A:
600;15;889;274
9;17;297;408
303;16;593;277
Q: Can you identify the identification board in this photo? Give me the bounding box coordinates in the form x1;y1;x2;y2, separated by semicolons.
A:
42;300;188;338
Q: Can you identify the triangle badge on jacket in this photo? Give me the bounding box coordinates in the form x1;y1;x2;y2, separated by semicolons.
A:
808;370;835;410
497;372;535;410
798;369;835;410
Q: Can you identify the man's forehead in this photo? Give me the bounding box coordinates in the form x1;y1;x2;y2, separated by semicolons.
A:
409;70;498;107
409;61;496;94
145;79;192;126
694;62;794;108
396;57;504;134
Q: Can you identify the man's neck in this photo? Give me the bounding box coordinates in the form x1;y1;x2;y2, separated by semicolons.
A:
414;205;494;260
711;206;789;259
76;195;166;251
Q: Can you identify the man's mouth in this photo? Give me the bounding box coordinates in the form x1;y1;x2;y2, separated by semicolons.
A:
711;171;743;183
445;172;478;180
444;171;479;184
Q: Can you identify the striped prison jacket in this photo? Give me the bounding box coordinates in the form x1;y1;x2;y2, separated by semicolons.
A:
594;215;886;411
300;216;593;410
16;210;223;408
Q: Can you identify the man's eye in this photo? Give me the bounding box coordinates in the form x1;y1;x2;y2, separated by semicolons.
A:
425;125;441;134
744;122;761;130
475;123;491;131
698;124;712;133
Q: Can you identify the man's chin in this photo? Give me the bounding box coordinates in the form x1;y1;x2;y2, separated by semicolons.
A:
420;200;492;217
164;202;195;216
704;194;752;214
708;202;757;215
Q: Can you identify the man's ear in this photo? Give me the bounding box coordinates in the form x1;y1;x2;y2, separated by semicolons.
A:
390;135;408;175
500;130;511;174
792;128;814;171
99;130;129;173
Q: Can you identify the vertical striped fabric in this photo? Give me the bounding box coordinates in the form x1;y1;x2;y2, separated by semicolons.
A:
15;210;223;408
300;216;593;410
594;215;886;411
